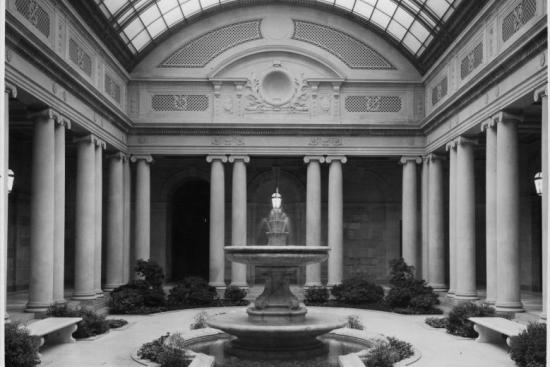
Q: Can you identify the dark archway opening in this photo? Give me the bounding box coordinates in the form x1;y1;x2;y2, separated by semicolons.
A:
171;180;210;281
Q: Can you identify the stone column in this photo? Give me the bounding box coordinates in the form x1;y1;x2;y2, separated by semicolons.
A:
3;84;16;320
421;157;430;280
400;156;421;269
94;139;105;297
455;137;478;300
25;110;56;312
445;140;457;297
327;156;346;287
495;112;524;312
72;135;97;301
535;87;548;318
53;116;70;304
304;156;325;287
123;157;131;283
104;153;126;291
229;155;249;289
131;155;153;262
207;155;227;290
428;154;446;291
481;118;497;304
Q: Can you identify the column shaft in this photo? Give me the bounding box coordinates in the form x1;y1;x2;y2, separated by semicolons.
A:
53;119;69;304
105;154;125;291
455;138;478;300
94;142;104;296
428;155;446;291
230;156;249;288
421;158;430;280
495;115;523;312
305;156;324;287
327;156;346;287
73;136;96;300
483;121;498;303
133;156;152;261
400;157;420;269
123;158;131;282
447;143;457;296
208;156;227;289
26;111;56;312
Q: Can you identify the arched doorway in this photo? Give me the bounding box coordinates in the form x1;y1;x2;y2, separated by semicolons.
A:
171;180;210;281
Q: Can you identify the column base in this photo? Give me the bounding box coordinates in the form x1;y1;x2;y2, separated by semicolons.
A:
304;282;323;288
447;289;455;299
103;283;124;292
429;283;447;292
54;299;67;305
229;282;248;289
454;294;479;303
484;297;496;305
72;291;97;301
495;301;524;313
25;302;51;313
95;290;104;298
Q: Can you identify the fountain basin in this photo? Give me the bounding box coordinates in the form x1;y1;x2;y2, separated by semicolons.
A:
225;246;329;267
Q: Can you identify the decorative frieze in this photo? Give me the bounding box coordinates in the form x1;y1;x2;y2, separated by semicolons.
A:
151;95;209;112
344;96;401;113
292;20;395;70
69;38;92;77
460;43;483;79
104;74;121;104
431;77;448;106
211;136;245;146
160;20;262;68
502;0;536;42
15;0;50;38
308;137;343;147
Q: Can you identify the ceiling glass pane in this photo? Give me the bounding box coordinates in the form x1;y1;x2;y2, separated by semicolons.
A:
93;0;464;60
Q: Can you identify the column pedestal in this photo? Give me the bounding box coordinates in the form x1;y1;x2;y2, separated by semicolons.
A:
304;156;325;287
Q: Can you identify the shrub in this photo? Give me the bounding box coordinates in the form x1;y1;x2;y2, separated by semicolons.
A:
446;302;495;338
46;304;110;339
107;318;128;329
362;337;414;367
137;333;170;363
167;277;217;308
425;317;448;328
304;286;329;304
346;315;364;330
158;333;193;367
331;276;384;305
190;311;208;330
224;286;247;304
109;259;167;314
5;323;41;367
509;322;546;367
383;258;440;313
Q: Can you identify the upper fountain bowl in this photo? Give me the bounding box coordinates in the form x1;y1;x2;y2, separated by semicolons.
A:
224;246;329;267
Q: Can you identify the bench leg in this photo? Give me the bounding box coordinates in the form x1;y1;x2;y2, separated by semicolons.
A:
473;324;504;344
45;324;78;345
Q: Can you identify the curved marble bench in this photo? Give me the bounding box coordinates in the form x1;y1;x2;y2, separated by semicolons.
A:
468;317;526;347
26;317;82;349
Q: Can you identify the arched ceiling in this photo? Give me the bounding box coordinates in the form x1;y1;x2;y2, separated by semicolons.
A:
74;0;487;73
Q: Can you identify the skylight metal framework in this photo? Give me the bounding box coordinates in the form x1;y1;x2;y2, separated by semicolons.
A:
93;0;462;59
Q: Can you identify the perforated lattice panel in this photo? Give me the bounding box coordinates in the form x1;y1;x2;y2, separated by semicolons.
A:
502;0;536;42
161;21;262;68
152;95;209;111
69;39;92;77
292;20;394;70
15;0;50;38
345;96;402;112
431;77;448;106
460;42;483;79
105;74;121;104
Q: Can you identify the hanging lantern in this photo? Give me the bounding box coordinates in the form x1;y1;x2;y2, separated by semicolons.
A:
271;188;282;209
534;171;542;196
7;169;14;193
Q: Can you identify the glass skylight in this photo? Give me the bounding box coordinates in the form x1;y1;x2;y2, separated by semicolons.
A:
94;0;462;57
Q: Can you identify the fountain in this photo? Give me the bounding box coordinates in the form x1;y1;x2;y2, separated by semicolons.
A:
206;189;347;359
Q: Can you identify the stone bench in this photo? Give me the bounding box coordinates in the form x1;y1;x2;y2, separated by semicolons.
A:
25;317;82;349
469;317;527;347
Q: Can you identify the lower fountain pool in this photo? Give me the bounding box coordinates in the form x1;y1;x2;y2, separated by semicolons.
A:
186;333;372;367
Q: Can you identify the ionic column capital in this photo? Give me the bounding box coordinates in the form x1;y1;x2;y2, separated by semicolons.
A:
130;154;153;164
445;139;457;151
107;152;128;162
206;155;228;163
534;85;548;101
325;155;347;164
427;153;446;162
456;136;478;147
5;82;17;98
228;155;250;163
481;118;497;132
492;111;523;125
304;155;325;164
29;108;67;125
422;155;431;163
399;156;422;165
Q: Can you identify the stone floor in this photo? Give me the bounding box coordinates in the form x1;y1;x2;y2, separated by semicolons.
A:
6;289;545;367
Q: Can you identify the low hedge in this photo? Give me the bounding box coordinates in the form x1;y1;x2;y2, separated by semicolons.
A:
509;322;546;367
331;276;384;305
445;302;495;338
304;286;330;304
167;276;218;308
5;323;41;367
47;304;110;339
